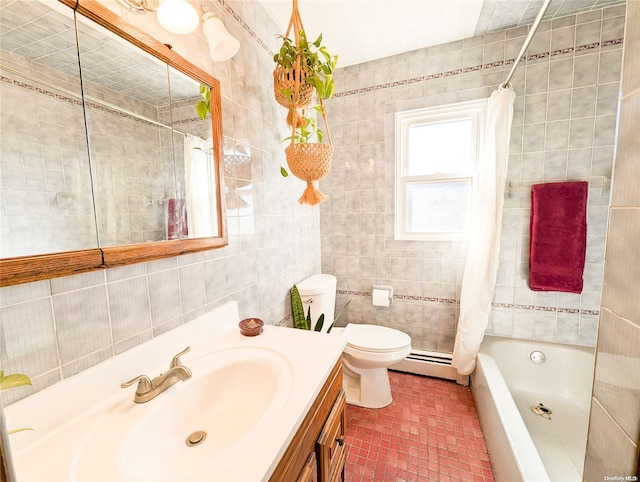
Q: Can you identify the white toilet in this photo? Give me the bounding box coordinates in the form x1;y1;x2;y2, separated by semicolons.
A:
298;274;412;409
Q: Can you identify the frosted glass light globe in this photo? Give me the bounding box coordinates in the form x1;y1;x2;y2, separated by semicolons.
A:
157;0;199;34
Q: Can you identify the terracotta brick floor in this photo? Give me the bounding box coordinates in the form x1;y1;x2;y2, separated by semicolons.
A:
344;371;495;482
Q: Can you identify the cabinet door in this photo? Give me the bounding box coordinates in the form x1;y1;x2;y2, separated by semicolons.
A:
317;390;346;482
297;452;318;482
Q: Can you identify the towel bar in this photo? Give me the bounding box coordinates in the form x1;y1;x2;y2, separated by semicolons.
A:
505;176;610;198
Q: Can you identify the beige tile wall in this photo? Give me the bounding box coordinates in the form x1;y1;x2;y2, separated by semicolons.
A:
322;5;626;352
584;0;640;478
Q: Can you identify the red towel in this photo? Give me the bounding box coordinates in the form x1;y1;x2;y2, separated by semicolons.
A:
529;181;588;294
167;198;188;240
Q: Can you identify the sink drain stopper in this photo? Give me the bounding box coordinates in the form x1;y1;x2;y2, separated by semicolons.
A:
186;430;207;447
530;403;552;420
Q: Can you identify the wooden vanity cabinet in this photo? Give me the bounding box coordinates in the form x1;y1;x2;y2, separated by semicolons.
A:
317;390;346;482
297;453;318;482
270;360;346;482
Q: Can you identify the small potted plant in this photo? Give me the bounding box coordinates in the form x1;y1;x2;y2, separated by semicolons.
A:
273;29;337;119
283;108;333;204
290;284;350;332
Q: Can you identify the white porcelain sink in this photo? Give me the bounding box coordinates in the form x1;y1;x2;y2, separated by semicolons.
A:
71;347;293;481
7;301;346;482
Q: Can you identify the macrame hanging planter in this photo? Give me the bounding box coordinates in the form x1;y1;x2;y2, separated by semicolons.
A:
273;67;313;116
274;0;334;205
272;0;314;121
285;103;333;205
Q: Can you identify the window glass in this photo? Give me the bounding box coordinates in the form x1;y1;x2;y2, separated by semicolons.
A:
405;181;471;233
395;99;485;240
407;119;473;175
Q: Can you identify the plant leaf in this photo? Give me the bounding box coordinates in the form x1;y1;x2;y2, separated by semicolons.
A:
314;313;325;332
305;306;312;330
326;82;335;98
195;101;209;120
279;87;292;99
280;166;289;177
291;285;307;329
0;373;31;390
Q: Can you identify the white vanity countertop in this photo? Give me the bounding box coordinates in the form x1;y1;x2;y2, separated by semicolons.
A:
5;301;346;482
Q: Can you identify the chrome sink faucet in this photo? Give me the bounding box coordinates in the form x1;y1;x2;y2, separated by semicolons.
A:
121;346;192;403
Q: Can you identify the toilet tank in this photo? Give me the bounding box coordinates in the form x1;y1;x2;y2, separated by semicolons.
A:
296;274;337;333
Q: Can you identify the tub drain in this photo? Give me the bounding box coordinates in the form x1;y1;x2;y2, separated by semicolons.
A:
530;403;552;420
186;430;207;447
529;350;546;364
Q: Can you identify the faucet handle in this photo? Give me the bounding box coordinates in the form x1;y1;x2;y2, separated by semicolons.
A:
170;346;191;369
121;375;152;394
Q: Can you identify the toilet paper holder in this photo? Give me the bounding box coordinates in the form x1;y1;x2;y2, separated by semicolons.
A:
372;285;393;307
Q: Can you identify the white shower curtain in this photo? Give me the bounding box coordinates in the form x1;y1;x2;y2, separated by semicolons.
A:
184;134;214;238
452;86;516;375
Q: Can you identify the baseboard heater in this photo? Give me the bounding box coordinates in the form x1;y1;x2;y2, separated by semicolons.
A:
392;350;469;386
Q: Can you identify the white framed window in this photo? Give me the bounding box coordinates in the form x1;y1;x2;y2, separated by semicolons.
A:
395;99;486;240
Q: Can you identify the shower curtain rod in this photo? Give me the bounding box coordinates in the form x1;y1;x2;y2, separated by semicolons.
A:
501;0;553;88
1;63;190;137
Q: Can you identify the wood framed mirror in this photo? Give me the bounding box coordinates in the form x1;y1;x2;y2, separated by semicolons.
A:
0;0;227;287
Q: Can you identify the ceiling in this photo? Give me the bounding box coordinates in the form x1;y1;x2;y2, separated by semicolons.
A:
0;0;198;107
258;0;626;67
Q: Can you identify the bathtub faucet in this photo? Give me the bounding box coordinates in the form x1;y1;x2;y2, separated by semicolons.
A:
121;346;192;403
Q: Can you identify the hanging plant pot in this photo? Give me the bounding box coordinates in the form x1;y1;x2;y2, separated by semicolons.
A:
285;142;333;205
273;65;314;110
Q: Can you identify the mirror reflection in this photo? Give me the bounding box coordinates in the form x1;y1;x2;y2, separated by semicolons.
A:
167;66;219;239
75;12;219;246
0;0;224;270
0;0;97;258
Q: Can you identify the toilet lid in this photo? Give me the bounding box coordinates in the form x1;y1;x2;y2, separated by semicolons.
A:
343;324;411;353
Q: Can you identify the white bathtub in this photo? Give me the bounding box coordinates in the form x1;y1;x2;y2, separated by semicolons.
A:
471;336;595;482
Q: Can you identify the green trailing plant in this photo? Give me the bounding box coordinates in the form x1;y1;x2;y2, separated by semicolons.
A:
274;29;338;101
275;28;337;180
195;84;211;120
0;371;33;435
283;112;323;144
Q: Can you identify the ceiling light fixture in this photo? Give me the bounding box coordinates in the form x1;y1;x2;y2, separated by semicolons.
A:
202;12;240;62
115;0;199;35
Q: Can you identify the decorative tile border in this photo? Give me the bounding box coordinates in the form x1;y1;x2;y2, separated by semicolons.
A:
276;313;292;327
338;289;460;305
1;74;200;130
333;37;624;98
214;0;273;56
339;289;599;315
1;75;81;107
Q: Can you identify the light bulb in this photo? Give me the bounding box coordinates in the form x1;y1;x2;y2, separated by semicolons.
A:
157;0;199;34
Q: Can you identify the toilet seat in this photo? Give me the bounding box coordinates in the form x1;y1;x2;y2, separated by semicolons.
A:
343;324;411;353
